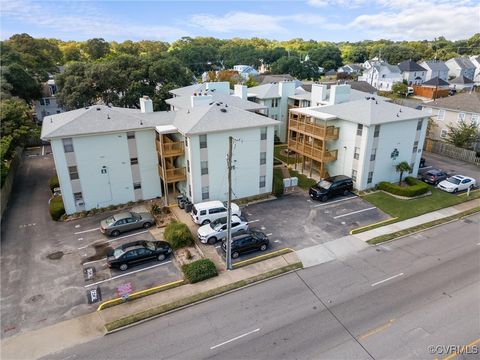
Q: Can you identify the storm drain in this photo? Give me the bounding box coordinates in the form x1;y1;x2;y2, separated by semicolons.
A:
46;251;64;260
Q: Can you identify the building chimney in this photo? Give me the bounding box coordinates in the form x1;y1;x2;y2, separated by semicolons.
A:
234;84;247;99
190;93;214;108
140;96;153;113
329;84;351;105
311;84;327;106
278;81;296;98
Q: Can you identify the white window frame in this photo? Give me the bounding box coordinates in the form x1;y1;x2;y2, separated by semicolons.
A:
201;186;209;200
437;109;445;121
259;175;266;188
440;129;448;138
200;161;208;175
260;152;266;165
471;114;479;126
457;112;466;123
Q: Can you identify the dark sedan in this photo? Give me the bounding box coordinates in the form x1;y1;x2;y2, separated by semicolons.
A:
222;229;269;259
107;240;172;271
421;169;448;185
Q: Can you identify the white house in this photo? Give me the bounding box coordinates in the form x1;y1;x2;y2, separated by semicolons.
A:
288;98;428;190
41;96;279;214
362;57;382;70
358;61;402;91
233;65;258;79
398;60;427;86
337;64;363;75
449;76;475;91
445;57;476;80
468;55;480;85
419;60;449;82
34;79;64;122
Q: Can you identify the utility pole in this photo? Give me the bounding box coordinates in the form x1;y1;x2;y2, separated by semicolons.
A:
226;136;233;271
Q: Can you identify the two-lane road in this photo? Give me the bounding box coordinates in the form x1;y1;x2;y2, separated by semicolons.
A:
46;214;480;360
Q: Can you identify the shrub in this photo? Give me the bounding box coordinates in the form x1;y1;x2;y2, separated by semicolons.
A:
182;259;218;283
378;176;429;197
272;168;284;197
49;196;65;221
164;220;194;249
151;204;162;215
49;175;59;192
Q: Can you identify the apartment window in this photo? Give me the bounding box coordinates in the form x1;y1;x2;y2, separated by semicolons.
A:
133;182;141;190
201;186;209;200
199;134;207;149
374;125;380;138
187;160;190;173
356;124;363;136
416;119;423;130
353;147;360;160
351;169;357;182
260;127;267;140
367;171;373;184
185;137;189;147
201;161;208;175
68;166;79;180
437;109;445;121
260;152;266;165
259;175;266;188
130;157;138;165
457;112;466;123
62;138;74;153
440;129;448;138
188;184;192;196
471;114;479;126
127;131;135;139
370;148;377;161
272;98;279;107
73;192;83;201
412;141;419;153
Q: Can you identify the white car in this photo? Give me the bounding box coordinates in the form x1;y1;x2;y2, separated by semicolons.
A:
191;200;241;225
197;215;249;245
437;175;476;193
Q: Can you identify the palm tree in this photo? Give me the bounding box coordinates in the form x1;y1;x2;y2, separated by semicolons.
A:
395;161;412;185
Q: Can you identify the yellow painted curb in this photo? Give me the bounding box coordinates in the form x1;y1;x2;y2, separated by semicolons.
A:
233;248;294;268
349;217;399;235
97;279;185;311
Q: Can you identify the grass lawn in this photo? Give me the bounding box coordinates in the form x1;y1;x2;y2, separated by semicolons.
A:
289;169;317;190
274;145;300;164
363;186;480;221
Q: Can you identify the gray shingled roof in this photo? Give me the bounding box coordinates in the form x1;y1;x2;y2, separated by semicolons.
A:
398;60;427;72
422;77;450;87
255;74;295;85
165;93;266;111
452;57;476;69
424;92;480;114
421;60;449;72
296;98;425;126
450;75;475;85
248;83;281;99
169;83;207;97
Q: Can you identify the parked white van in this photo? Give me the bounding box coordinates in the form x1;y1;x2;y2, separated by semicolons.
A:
191;201;241;225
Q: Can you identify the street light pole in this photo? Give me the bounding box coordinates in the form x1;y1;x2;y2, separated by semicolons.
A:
226;136;233;271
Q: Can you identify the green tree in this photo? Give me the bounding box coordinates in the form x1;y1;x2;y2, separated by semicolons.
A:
83;38;111;60
395;161;412;185
308;43;343;70
0;98;32;136
3;64;42;103
392;82;408;97
56;62;97;110
270;57;320;80
446;120;479;150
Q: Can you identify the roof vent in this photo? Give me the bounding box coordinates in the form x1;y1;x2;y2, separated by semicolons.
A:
366;96;371;100
375;101;378;104
396;113;399;117
96;107;101;111
107;114;110;119
371;97;376;101
220;108;227;113
216;102;221;106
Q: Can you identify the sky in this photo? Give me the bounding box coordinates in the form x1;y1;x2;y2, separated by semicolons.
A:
1;0;479;43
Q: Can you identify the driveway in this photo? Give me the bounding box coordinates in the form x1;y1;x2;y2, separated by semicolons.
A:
0;153;181;338
420;151;479;181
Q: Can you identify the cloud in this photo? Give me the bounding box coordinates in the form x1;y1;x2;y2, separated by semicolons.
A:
1;0;189;41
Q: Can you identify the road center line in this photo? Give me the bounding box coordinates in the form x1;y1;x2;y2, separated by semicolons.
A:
313;196;357;207
77;230;150;250
371;273;404;287
210;328;260;350
334;207;376;219
84;260;172;287
358;319;395;340
74;227;99;235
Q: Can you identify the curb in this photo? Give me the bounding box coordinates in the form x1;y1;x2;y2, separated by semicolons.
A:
232;248;294;269
349;217;399;235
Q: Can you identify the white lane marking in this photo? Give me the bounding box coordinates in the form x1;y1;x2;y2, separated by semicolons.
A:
78;237;84;241
82;258;107;266
210;328;260;350
75;225;81;228
420;166;432;170
77;230;149;250
247;219;260;224
313;196;357;207
41;146;45;156
371;273;404;287
74;227;99;235
274;240;281;243
333;207;377;219
215;245;221;249
266;233;273;236
84;261;172;288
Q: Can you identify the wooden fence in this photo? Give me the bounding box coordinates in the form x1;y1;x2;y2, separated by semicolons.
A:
424;139;480;165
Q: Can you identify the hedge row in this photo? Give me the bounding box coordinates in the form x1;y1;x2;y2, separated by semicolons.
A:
377;176;429;197
49;196;65;221
272;168;284;197
164;220;194;250
182;259;218;283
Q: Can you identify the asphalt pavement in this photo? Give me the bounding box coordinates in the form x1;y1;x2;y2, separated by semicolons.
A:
46;213;480;360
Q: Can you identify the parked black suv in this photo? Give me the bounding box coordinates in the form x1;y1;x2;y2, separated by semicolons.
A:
222;229;269;259
309;175;353;202
107;240;172;271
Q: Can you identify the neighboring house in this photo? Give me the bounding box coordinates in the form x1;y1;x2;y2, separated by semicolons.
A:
41;96;279;214
359;61;402;91
255;74;297;85
398;60;427;86
34;79;64;122
413;77;450;99
469;55;480;84
362;57;382;70
445;57;476;80
419;60;449;82
169;81;231;98
233;65;259;79
449;75;475;91
337;64;363;75
421;92;480;146
288;99;428;190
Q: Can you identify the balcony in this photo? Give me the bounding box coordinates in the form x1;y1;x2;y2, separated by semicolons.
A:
156;138;184;157
288;139;338;163
158;165;186;183
289;119;339;140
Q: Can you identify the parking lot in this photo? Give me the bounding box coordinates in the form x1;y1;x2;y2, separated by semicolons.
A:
420;152;479;181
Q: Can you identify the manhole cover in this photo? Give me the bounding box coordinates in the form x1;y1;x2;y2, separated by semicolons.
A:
47;251;64;260
26;294;44;303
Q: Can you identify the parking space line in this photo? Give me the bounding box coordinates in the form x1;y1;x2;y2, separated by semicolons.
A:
247;219;260;224
41;146;45;156
74;227;99;235
313;196;358;207
77;230;150;250
210;328;260;350
215;245;221;248
371;273;404;287
266;233;272;236
84;260;172;288
83;258;107;266
333;206;376;219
